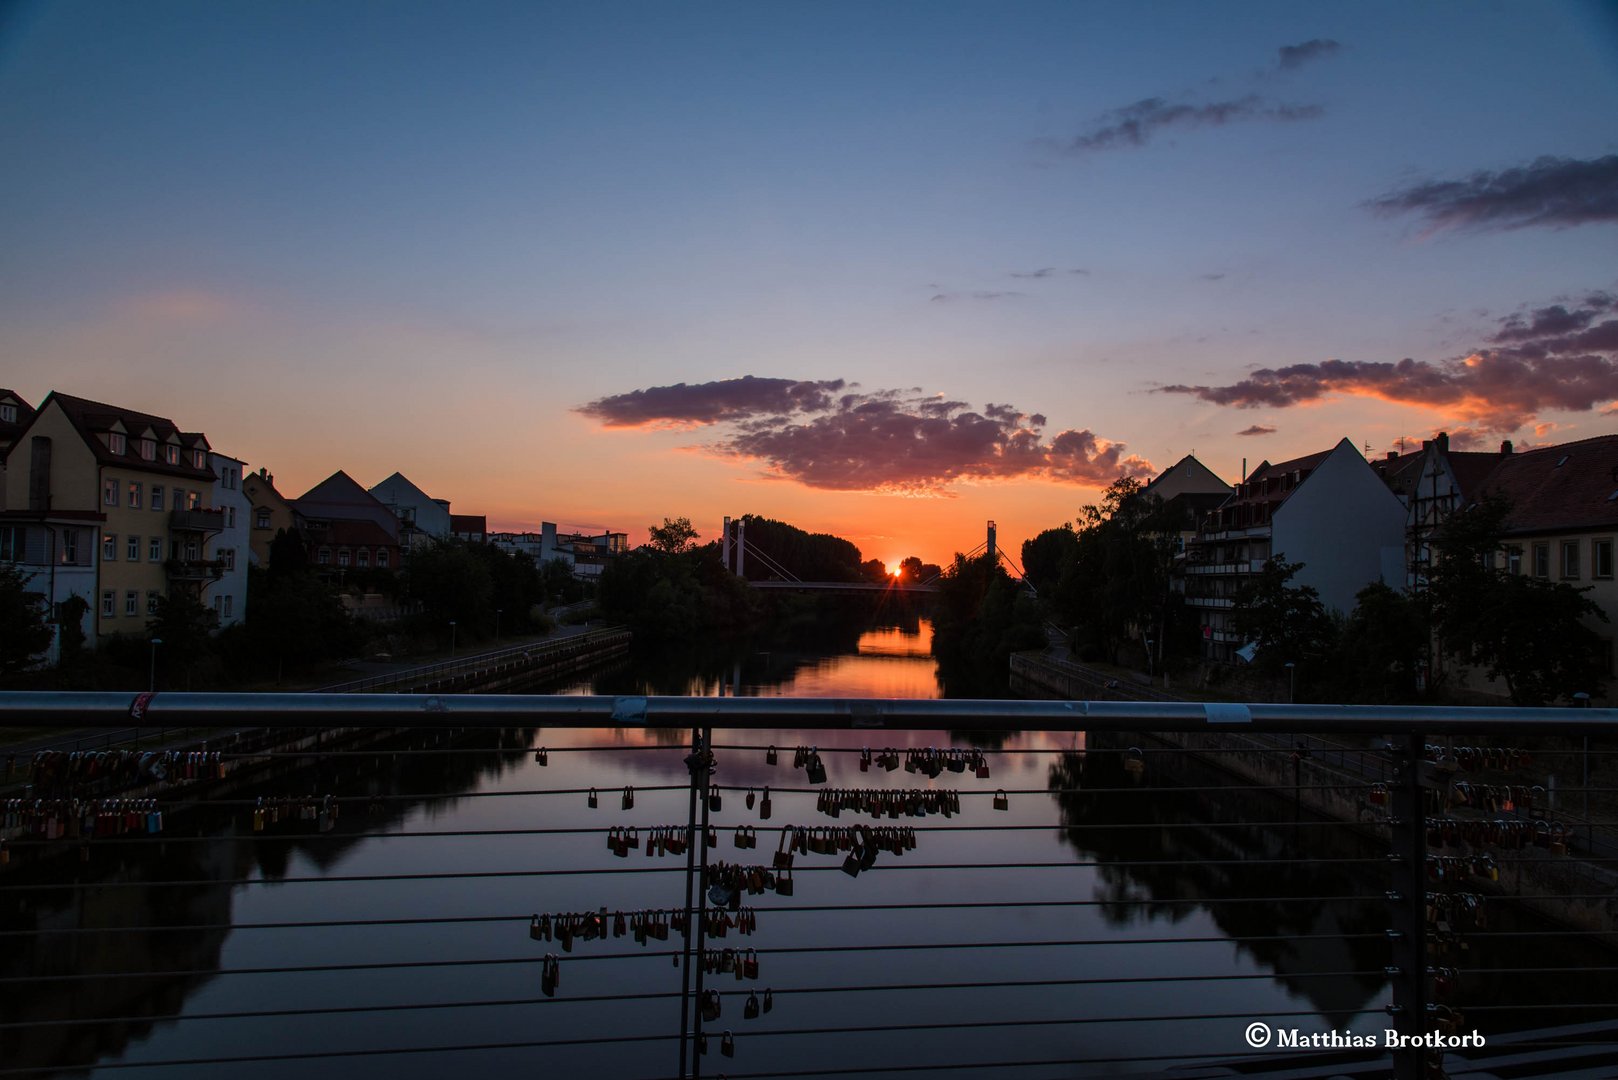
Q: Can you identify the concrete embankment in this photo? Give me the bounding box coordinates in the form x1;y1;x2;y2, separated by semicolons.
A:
1011;649;1618;941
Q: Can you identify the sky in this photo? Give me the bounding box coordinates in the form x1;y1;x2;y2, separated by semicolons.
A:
2;0;1616;571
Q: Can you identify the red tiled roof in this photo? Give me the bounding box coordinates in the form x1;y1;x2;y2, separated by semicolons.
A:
1475;435;1618;535
451;514;487;534
312;518;400;549
1227;448;1333;506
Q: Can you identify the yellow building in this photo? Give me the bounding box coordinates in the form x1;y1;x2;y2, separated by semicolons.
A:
0;392;223;644
242;467;298;569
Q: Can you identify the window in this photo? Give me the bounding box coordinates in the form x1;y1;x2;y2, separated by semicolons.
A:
187;490;201;510
149;537;162;561
0;403;15;423
0;526;22;562
1562;540;1581;580
224;506;236;528
164;445;179;465
184;539;199;560
124;590;138;617
172;488;183;510
223;595;234;618
1532;543;1550;578
213;595;223;615
377;548;390;568
103;478;118;506
255;508;270;529
147;591;160;615
357;549;370;568
318;548;330;565
1505;546;1522;575
109;432;126;454
127;535;140;561
140;438;156;460
61;530;78;564
338;549;351;567
151;485;165;511
1596;539;1613;580
101;590;115;617
221;548;235;570
103;533;117;561
128;480;142;508
192;449;205;469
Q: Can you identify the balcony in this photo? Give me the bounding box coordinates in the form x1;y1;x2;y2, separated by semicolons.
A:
169;507;225;533
1183;595;1234;609
164;557;225;580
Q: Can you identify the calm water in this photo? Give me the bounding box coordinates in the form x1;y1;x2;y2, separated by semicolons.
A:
2;619;1604;1077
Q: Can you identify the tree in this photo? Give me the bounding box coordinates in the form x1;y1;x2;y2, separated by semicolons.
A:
55;594;90;664
646;517;699;556
1335;581;1427;703
1020;526;1077;597
1230;556;1338;680
0;563;52;674
1058;477;1181;667
930;552;1045;696
1428;496;1607;705
147;592;219;688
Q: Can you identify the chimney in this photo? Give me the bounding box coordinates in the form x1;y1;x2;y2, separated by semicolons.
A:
1386;451;1398;460
1500;440;1513;455
1436;432;1449;452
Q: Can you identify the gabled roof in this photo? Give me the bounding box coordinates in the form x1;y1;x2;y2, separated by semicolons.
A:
29;391;216;481
369;471;437;506
1370;449;1425;499
1226;447;1334;507
1475;434;1618;535
308;518;400;549
0;389;36;449
295;469;381;506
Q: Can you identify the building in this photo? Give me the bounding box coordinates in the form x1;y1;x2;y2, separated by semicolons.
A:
0;389;38;512
450;514;487;543
1183;438;1407;662
1396;432;1511;591
490;522;627;579
291;471;401;577
368;472;451;552
242;467;299;568
209;452;251;628
0;392;225;651
1145;453;1234;566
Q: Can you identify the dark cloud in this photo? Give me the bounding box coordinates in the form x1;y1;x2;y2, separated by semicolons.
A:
1066;94;1323;153
1277;39;1342;70
576;376;845;428
1201;273;1227;281
580;379;1150;494
1236;425;1277;437
1009;267;1090;279
1155;291;1618;433
1366;155;1618;233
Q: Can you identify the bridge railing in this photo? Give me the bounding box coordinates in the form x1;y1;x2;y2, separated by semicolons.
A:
1;695;1616;1080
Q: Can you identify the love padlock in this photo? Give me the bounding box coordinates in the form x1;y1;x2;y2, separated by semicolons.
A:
702;989;722;1022
721;1031;735;1058
622;786;635;811
766;745;778;766
534;748;548;766
805;750;827;786
587;788;598;809
746;787;756;810
541;954;559;997
743;948;759;980
759;786;772;820
744;991;760;1019
992;790;1009;811
1124;748;1145;779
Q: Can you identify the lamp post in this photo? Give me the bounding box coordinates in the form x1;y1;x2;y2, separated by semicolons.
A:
449;621;457;658
149;638;163;693
496;608;503;642
1284;661;1296;705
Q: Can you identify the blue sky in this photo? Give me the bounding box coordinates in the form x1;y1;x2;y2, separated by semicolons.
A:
2;1;1615;565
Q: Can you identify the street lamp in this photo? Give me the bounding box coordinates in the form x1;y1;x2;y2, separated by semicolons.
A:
1284;661;1296;705
149;638;163;693
449;620;457;657
496;608;503;642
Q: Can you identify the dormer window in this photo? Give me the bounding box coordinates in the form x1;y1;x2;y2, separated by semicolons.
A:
0;404;15;423
192;449;205;469
109;433;126;454
140;439;156;460
164;445;179;465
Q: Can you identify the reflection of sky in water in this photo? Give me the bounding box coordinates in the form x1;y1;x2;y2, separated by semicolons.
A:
53;628;1610;1079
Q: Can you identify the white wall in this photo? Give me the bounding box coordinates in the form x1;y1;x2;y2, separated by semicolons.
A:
1272;439;1408;616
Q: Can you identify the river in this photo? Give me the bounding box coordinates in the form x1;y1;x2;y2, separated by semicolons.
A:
0;617;1606;1077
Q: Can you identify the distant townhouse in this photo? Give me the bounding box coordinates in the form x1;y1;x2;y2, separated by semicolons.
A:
451;514;487;543
291;471;401;577
1395;432;1512;591
0;392;228;652
369;472;451;553
1183;438;1407;662
1144;454;1234;574
0;389;38;512
209;453;251;628
490;521;626;579
242;467;298;568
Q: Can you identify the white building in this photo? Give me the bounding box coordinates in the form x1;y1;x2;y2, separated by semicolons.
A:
208;452;251;629
1184;438;1407;662
369;472;451;551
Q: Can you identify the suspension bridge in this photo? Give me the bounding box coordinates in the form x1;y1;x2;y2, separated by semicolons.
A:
719;518;1032;595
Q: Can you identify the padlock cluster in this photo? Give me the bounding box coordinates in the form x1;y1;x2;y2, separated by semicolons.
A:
2;797;164;839
26;748;227;790
1425;891;1486;932
697;989;774;1058
782;746;828;785
583;786;636;810
899;746;991;779
705;860;794;898
606;825;697;857
774;824;918;859
530;907;674;950
1425;744;1532;772
1424;816;1570;853
808;787;965;819
1443;781;1543;815
251;795;339;832
1425;852;1500;884
700;946;761;980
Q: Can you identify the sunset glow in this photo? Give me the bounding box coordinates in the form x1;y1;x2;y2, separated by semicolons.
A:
1;4;1613;568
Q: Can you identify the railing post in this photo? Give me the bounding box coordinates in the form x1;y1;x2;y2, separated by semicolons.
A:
1387;733;1428;1080
678;726;714;1079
